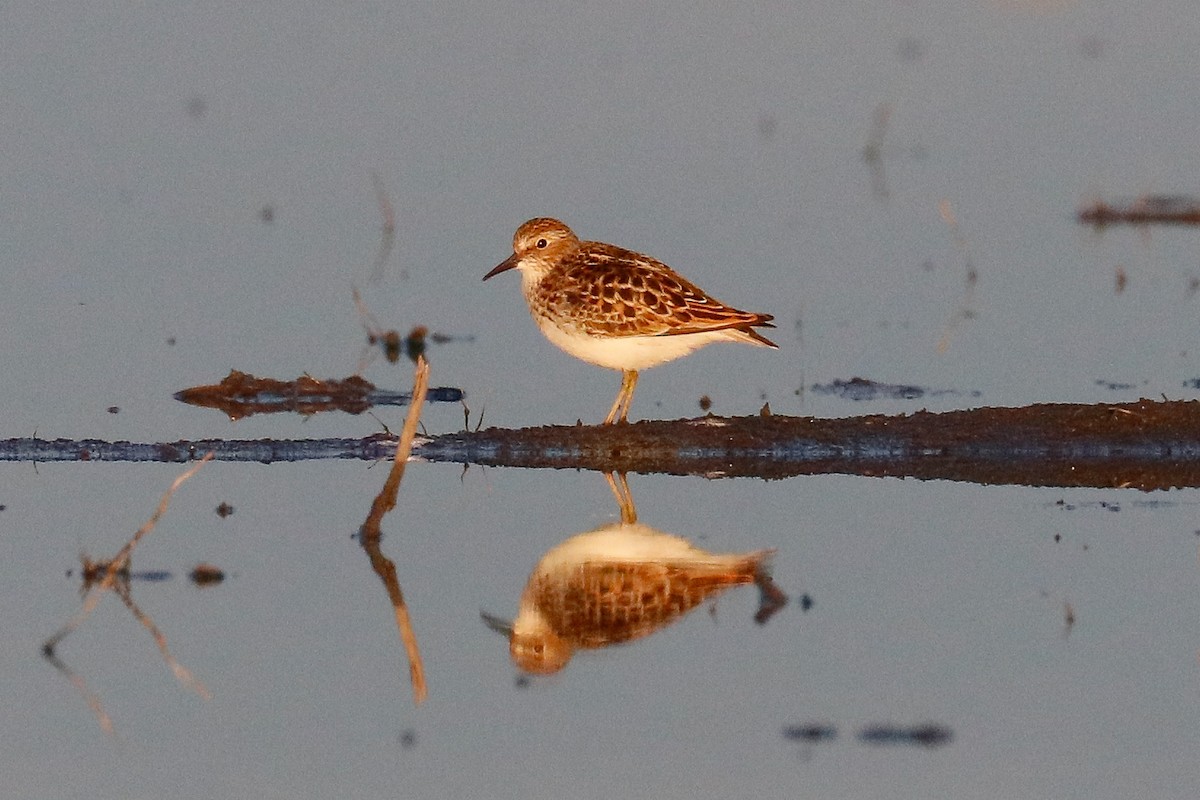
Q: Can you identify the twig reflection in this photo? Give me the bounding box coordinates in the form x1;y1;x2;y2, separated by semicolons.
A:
42;453;214;734
369;172;398;283
861;102;891;200
358;355;430;704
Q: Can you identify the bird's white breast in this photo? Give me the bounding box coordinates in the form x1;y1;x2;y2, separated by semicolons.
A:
533;316;728;371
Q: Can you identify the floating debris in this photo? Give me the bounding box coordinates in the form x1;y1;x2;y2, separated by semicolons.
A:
1051;499;1122;512
174;370;462;420
189;563;226;586
401;325;428;363
783;723;838;743
75;557;172;588
354;288;474;368
754;576;789;625
1094;379;1138;391
215;501;235;518
857;723;953;748
810;377;979;402
787;721;952;752
354;287;404;365
79;557;130;587
813;377;922;401
1079;195;1200;227
1052;497;1188;512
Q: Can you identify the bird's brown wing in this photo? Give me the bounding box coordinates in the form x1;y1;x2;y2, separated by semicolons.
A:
546;243;776;340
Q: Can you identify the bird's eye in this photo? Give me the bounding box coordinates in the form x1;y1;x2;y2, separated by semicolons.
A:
536;238;548;249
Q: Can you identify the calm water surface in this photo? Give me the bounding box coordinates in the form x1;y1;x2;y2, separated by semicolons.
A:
4;2;1200;798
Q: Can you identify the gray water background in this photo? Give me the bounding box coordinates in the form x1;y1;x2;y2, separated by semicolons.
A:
3;2;1200;798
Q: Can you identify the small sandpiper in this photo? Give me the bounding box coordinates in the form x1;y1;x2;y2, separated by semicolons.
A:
484;218;778;424
481;525;777;674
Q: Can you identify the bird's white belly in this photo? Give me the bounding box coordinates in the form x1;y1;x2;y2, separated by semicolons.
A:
534;317;728;371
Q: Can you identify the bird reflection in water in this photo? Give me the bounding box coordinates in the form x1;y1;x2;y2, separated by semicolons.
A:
482;473;788;674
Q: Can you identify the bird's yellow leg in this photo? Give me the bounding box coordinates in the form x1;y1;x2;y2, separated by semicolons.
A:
603;471;638;524
618;370;638;423
603;369;639;425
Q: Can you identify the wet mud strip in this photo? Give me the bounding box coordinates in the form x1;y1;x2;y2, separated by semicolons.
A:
0;435;399;464
4;399;1200;490
413;399;1200;490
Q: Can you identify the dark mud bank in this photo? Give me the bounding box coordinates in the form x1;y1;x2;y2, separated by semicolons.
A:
415;399;1200;490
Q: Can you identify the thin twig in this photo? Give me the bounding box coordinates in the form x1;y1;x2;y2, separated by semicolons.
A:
390;357;429;703
935;199;978;353
359;356;430;704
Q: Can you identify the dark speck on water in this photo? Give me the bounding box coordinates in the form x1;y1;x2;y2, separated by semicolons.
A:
189;563;226;586
782;724;838;743
858;723;953;748
1094;379;1138;391
811;377;980;402
131;570;173;583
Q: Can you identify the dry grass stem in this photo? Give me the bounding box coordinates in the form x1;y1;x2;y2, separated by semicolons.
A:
935;199;978;353
370;172;398;283
359;355;430;704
